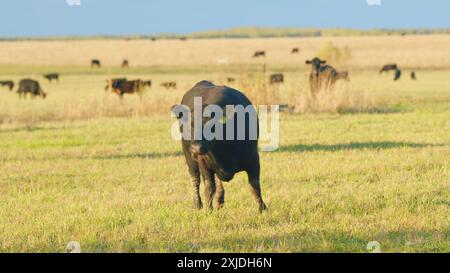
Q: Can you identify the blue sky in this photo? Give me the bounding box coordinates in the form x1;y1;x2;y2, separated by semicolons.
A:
1;0;449;37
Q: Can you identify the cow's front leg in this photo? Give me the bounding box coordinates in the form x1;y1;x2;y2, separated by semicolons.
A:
190;174;202;209
215;177;225;209
200;168;216;211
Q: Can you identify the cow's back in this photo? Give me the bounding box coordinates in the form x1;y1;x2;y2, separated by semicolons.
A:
18;79;40;92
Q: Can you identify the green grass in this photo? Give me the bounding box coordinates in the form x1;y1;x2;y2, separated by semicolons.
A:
0;65;449;252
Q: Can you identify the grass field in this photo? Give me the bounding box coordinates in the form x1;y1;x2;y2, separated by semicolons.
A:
0;36;449;252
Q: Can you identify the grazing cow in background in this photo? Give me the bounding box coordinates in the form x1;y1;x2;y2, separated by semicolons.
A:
411;71;417;80
91;59;101;68
143;80;152;88
111;79;145;100
161;81;177;89
252;51;266;58
121;59;129;68
394;69;402;81
43;73;59;83
379;64;398;73
17;79;47;99
105;78;127;91
291;48;299;54
269;74;284;85
227;77;236;84
336;71;350;82
306;57;338;98
0;80;14;91
171;80;267;212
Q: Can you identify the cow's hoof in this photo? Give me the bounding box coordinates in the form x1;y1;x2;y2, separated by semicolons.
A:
259;203;267;213
193;200;203;210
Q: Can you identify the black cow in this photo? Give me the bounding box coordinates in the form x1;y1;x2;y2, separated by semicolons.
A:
105;78;127;91
411;71;417;80
161;82;177;89
227;77;236;84
305;57;338;98
171;81;267;212
394;69;402;81
121;59;129;68
17;79;47;99
291;48;299;54
43;73;59;83
91;59;101;68
379;64;398;74
143;80;152;88
111;79;145;100
0;80;14;91
252;51;266;58
269;74;284;85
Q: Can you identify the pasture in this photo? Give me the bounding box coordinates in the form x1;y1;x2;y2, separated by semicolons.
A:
0;36;449;252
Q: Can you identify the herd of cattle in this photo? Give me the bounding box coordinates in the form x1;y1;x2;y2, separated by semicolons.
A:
0;48;417;100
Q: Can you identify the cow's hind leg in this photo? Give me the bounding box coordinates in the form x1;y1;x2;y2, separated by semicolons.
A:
214;177;225;209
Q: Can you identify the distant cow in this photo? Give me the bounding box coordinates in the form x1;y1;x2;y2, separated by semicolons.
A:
17;79;47;99
394;69;402;81
43;73;59;83
306;57;338;98
411;71;417;80
269;74;284;85
91;59;101;68
171;80;267;212
111;79;145;99
0;80;14;91
161;81;177;89
291;48;299;54
379;64;398;74
252;51;266;58
336;71;350;81
105;78;127;91
121;59;129;68
143;80;152;88
227;77;236;84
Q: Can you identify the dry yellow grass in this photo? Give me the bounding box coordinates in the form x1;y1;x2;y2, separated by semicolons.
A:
1;35;450;69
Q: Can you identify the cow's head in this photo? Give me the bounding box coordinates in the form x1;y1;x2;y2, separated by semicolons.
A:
171;103;232;160
41;91;47;99
306;57;326;70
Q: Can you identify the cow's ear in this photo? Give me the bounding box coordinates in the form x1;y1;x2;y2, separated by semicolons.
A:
321;60;327;64
305;60;312;64
171;104;183;119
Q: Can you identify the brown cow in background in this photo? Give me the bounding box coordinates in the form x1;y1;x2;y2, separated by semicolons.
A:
111;79;145;100
306;57;338;98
